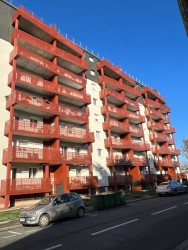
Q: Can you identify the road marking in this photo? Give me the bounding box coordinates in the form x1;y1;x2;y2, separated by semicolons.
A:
44;244;63;250
91;219;139;236
8;230;22;235
85;213;98;216
4;235;17;239
25;229;39;233
184;202;188;205
151;206;177;215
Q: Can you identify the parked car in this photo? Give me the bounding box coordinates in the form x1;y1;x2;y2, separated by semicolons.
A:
19;192;85;227
156;181;187;196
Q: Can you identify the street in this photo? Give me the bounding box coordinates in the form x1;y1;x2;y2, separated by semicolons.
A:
1;194;188;250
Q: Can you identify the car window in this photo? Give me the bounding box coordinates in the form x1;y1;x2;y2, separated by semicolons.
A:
170;182;176;187
68;194;78;202
175;182;181;187
61;194;69;203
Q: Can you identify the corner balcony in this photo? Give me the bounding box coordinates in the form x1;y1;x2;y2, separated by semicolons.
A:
151;146;177;155
108;175;133;186
101;105;144;124
0;178;51;196
105;138;150;151
68;176;99;190
11;29;88;74
9;71;90;106
141;174;156;183
98;75;140;99
141;86;166;104
2;147;92;165
96;59;135;87
143;99;170;114
12;7;83;58
100;88;139;111
10;45;85;90
147;121;175;134
4;120;94;143
149;132;174;144
145;109;169;123
106;156;148;167
103;119;130;134
6;91;88;124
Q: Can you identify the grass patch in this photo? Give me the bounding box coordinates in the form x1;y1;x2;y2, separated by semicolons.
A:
0;209;23;222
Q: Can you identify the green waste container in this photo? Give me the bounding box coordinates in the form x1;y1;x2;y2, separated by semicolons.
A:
91;195;104;210
114;192;121;206
109;193;115;208
120;191;126;205
103;194;111;209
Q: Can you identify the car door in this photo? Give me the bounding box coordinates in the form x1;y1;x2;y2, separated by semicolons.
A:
67;193;81;216
176;182;184;193
51;194;72;220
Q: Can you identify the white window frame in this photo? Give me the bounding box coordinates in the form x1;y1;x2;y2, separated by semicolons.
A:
89;56;94;62
98;149;102;157
90;70;96;76
96;131;100;139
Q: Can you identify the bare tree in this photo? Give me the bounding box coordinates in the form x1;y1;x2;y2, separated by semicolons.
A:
181;138;188;159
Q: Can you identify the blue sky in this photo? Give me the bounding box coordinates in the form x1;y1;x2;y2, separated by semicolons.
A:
14;0;188;163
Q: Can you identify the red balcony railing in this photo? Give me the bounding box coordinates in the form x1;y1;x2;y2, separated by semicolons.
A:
152;146;177;155
59;127;94;142
156;174;172;182
100;88;139;111
157;159;174;167
143;99;170;114
103;119;130;133
147;121;175;133
140;174;156;183
9;71;90;104
98;75;140;97
68;176;99;190
105;138;150;151
0;178;51;196
108;175;133;186
129;125;143;137
150;132;174;144
141;86;166;104
2;147;92;165
6;91;88;123
145;109;169;123
106;156;148;167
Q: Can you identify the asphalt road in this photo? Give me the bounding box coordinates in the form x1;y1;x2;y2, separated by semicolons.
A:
1;194;188;250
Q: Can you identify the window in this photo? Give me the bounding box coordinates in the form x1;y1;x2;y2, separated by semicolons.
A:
93;98;97;105
62;146;67;152
90;70;95;76
94;114;99;122
19;140;28;147
98;149;102;157
29;168;37;178
30;117;38;123
75;147;80;153
68;194;78;202
12;168;17;179
92;83;96;90
89;56;94;62
96;131;100;139
76;169;81;176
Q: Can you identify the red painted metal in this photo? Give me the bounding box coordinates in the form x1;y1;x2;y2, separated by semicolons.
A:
152;146;178;155
143;99;170;113
68;176;99;190
103;119;130;133
96;59;135;87
140;174;156;183
108;175;133;186
145;109;169;123
141;86;166;104
147;121;175;133
149;132;174;144
156;174;172;182
0;178;51;196
106;156;148;167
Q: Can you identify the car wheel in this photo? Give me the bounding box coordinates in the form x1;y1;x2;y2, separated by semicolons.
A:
174;189;178;196
77;207;85;218
38;214;50;227
158;193;162;197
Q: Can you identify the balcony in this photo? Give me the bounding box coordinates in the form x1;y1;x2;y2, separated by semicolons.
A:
106;156;148;167
2;147;92;165
68;176;99;190
105;138;150;151
98;75;140;98
145;109;169;123
6;91;88;124
0;178;51;196
103;119;130;134
100;88;139;111
152;146;177;155
108;175;133;186
96;59;135;87
101;105;144;124
157;159;174;168
149;132;174;144
12;7;83;57
4;120;94;143
147;121;175;133
9;71;90;106
143;99;170;114
141;86;166;104
129;125;143;137
156;174;172;182
10;45;85;90
141;174;156;183
11;29;88;74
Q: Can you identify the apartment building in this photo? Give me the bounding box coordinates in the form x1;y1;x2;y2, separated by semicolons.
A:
0;1;182;209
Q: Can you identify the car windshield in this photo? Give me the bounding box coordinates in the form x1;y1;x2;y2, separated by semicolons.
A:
159;182;171;186
36;196;56;205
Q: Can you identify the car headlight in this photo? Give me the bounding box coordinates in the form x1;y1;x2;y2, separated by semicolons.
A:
27;212;36;217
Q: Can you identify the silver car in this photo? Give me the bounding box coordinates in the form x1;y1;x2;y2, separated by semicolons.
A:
19;192;85;227
156;181;187;196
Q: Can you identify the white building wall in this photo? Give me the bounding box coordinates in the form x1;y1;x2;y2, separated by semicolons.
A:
0;39;13;183
86;79;110;187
